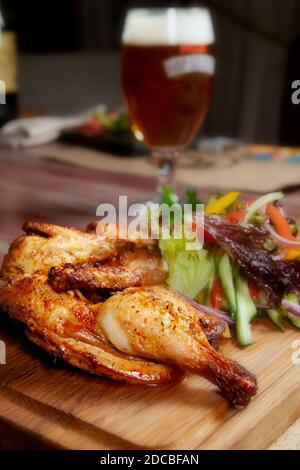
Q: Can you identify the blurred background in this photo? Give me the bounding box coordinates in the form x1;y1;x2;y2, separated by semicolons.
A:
4;0;300;145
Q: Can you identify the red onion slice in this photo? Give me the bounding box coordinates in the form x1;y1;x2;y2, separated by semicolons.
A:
255;304;273;311
282;299;300;318
178;292;235;324
265;223;300;247
272;252;286;261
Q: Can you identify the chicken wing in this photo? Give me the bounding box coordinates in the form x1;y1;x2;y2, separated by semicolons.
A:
48;263;142;293
99;286;257;406
3;222;116;276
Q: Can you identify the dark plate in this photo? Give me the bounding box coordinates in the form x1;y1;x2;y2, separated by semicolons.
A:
60;129;147;156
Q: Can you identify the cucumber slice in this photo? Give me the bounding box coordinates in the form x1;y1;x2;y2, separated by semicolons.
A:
287;313;300;329
239;277;257;322
236;276;253;346
267;309;284;331
218;253;236;314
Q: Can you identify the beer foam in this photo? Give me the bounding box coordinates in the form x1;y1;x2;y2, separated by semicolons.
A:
122;8;214;46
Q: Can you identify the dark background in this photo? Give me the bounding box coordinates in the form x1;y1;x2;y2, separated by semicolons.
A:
14;0;300;145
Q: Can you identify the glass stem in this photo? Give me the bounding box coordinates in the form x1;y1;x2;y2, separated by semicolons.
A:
152;149;181;195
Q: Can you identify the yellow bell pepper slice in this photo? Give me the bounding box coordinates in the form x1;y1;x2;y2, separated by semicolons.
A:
285;249;300;260
222;324;232;338
206;192;240;214
195;291;205;305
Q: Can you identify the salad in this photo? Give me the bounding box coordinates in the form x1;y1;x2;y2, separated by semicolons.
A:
158;188;300;346
78;108;131;137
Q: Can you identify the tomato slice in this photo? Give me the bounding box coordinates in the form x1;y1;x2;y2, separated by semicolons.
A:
210;277;224;310
204;228;215;244
248;279;260;301
225;211;244;223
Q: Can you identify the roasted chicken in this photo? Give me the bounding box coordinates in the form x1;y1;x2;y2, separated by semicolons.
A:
86;220;158;249
0;273;182;384
121;248;168;286
0;221;257;406
3;221;116;276
48;263;142;293
100;286;257;406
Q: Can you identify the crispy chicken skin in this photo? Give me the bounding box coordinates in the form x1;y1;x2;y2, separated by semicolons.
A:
47;258;223;349
87;221;168;285
87;221;158;248
2;222;222;341
3;222;116;276
0;221;257;406
48;263;142;293
121;248;168;286
0;274;182;384
100;286;258;406
0;222;182;384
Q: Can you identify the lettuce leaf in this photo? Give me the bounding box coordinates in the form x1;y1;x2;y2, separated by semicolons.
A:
159;236;214;299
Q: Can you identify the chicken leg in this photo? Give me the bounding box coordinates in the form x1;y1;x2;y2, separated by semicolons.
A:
99;286;257;406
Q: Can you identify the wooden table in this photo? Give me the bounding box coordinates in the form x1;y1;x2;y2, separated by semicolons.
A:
0;144;300;450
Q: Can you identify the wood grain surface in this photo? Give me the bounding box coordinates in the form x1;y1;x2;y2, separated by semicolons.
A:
0;144;300;450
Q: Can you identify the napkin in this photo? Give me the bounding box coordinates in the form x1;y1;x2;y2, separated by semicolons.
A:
0;106;104;148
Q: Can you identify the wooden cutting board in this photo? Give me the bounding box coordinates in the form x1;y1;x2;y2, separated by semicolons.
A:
1;314;300;450
0;145;300;449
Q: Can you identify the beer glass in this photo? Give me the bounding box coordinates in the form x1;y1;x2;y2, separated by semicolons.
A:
121;7;215;195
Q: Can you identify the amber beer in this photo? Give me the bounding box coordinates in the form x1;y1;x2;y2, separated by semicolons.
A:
121;9;215;149
122;44;214;148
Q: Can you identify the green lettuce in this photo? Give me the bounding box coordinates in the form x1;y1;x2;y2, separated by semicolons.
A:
159;236;214;299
